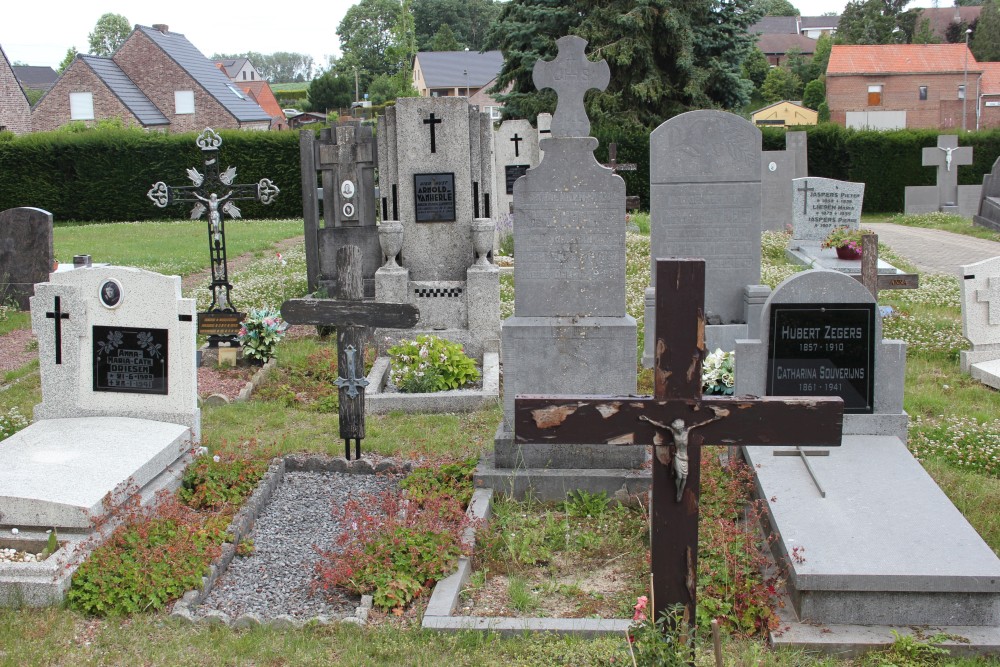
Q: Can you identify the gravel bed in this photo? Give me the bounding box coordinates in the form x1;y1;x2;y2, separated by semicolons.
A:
194;470;400;622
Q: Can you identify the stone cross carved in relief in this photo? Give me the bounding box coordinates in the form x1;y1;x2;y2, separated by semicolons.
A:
922;135;973;207
148;128;279;343
515;259;844;631
532;35;610;138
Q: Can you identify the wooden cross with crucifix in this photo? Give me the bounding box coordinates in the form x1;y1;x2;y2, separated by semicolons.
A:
147;128;280;345
281;245;419;459
515;259;844;628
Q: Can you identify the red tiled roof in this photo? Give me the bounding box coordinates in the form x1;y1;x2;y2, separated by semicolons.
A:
982;62;1000;96
827;44;980;76
236;80;285;120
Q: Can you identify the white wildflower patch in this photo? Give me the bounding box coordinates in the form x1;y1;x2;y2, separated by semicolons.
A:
909;414;1000;477
193;243;308;312
0;406;30;440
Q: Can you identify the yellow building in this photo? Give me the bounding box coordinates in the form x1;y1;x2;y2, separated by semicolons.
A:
751;100;818;127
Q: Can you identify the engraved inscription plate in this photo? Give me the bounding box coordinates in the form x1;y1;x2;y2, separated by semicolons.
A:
198;312;244;337
413;172;456;223
792;177;865;242
505;165;530;195
767;303;875;413
93;325;169;395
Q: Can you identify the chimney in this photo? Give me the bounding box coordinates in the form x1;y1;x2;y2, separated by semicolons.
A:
152;24;169;34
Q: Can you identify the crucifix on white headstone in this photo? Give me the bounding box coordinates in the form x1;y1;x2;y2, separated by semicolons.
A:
923;135;973;208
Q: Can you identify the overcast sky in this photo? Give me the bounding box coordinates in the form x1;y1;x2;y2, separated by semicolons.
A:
2;0;949;72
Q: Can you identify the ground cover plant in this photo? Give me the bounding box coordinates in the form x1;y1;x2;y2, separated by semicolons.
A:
3;214;1000;664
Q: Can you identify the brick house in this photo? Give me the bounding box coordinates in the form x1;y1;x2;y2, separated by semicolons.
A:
981;62;1000;130
825;44;982;130
412;51;503;99
32;24;271;133
0;44;31;135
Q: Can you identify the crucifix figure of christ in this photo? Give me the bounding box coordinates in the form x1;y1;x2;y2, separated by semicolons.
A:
147;128;280;345
281;245;419;460
515;259;844;631
922;135;973;207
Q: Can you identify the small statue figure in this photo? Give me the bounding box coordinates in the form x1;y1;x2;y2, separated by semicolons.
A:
641;412;724;502
939;145;957;172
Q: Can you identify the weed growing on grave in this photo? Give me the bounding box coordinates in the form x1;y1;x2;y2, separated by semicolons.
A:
388;335;479;392
314;488;472;611
193;243;308;312
0;406;29;439
908;415;1000;478
697;454;781;637
67;493;231;615
884;274;961;310
625;600;695;666
881;312;967;360
559;490;611;518
760;230;802;288
857;629;951;666
625;232;651;354
399;456;477;507
500;273;515;319
497;213;514;257
178;446;269;510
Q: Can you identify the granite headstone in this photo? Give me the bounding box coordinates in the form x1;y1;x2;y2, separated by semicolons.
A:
0;207;54;310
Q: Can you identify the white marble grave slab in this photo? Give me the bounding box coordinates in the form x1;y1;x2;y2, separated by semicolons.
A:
0;417;190;529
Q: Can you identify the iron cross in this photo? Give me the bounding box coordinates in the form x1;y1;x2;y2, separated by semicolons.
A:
45;295;70;365
147;128;279;344
510;133;523;158
515;259;844;632
423;113;443;153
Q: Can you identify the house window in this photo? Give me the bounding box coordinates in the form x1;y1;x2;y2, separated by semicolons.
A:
226;85;245;100
867;85;882;106
69;92;94;120
175;90;195;114
484;106;502;120
250;71;255;80
958;85;966;100
919;86;928;101
242;71;247;80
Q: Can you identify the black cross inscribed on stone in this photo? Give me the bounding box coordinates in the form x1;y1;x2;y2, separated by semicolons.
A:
510;133;523;158
45;295;69;365
423;113;443;153
798;181;814;215
515;259;844;633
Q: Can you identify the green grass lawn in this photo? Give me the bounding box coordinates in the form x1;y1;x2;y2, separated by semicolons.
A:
2;215;1000;665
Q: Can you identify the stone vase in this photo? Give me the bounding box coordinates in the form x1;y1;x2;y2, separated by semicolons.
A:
471;218;495;266
379;221;404;268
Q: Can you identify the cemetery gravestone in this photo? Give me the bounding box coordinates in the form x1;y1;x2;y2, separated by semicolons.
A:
374;96;499;360
300;121;380;298
493;119;540;217
2;266;198;531
735;269;1000;633
644;110;767;363
790;176;865;243
761;150;793;233
486;35;641;481
515;259;843;632
973;155;1000;232
904;134;981;218
959;255;1000;389
786;130;808;180
0;207;53;310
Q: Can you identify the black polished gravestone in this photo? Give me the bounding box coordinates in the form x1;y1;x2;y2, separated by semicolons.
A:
92;326;169;395
413;173;456;222
767;303;876;413
504;165;530;195
515;259;844;639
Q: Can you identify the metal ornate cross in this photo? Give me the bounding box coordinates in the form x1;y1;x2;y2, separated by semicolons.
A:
45;296;70;365
515;259;844;631
147;128;280;345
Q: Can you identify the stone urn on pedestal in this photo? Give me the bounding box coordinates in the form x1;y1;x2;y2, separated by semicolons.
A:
470;218;495;266
378;221;404;269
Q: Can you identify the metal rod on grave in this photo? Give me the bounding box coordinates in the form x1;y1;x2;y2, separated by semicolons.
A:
336;246;367;459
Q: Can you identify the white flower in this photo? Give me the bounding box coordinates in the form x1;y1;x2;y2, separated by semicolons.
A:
213;455;221;463
11;528;18;535
196;446;208;456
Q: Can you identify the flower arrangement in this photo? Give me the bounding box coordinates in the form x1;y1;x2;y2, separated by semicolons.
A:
821;226;873;258
702;348;734;396
387;334;479;393
625;598;693;666
237;307;288;363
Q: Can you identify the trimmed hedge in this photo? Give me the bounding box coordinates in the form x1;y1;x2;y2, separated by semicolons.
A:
2;123;1000;222
0;127;302;222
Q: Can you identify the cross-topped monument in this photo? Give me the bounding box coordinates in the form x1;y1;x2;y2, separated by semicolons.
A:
44;296;70;365
515;259;844;629
923;134;973;209
148;128;280;345
533;35;610;138
282;245;419;459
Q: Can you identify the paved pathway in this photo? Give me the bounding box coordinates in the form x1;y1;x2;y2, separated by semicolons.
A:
866;222;1000;276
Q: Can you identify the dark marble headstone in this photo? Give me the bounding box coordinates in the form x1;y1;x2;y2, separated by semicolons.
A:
0;207;54;310
974;155;1000;232
92;325;169;395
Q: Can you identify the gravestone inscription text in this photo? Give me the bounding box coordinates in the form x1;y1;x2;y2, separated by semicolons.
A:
505;165;530;195
767;303;875;413
413;172;456;222
92;326;169;395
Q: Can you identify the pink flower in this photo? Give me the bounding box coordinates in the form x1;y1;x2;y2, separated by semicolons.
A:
632;595;648;622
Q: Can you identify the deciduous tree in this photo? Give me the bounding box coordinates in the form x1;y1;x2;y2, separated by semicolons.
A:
971;0;1000;61
802;78;825;109
761;66;802;103
88;13;130;57
753;0;799;16
413;0;500;51
307;69;353;112
336;0;402;89
58;47;78;74
430;23;462;51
